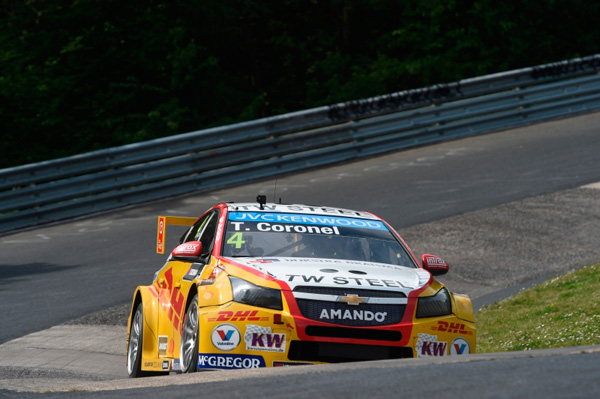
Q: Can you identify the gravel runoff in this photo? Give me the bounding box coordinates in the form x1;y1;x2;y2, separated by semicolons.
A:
63;185;600;327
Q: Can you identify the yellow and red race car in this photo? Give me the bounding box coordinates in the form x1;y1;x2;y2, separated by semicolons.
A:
126;197;475;376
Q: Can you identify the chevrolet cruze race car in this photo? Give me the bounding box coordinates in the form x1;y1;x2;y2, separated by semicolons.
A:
126;197;475;376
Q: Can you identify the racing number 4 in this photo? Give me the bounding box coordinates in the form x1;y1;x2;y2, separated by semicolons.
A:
227;233;246;249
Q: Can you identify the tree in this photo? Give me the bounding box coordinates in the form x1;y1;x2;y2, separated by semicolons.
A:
1;0;598;168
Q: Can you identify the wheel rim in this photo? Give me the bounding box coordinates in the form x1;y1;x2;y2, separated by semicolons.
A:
180;296;199;372
127;307;142;375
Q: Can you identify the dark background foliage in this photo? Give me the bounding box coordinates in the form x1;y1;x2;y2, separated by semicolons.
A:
1;0;598;168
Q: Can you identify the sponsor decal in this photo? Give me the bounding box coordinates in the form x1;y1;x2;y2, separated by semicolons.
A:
153;267;186;335
157;216;166;254
255;223;340;235
416;333;448;357
273;361;314;367
249;258;281;263
319;308;388;323
450;338;470;355
144;360;169;370
211;324;241;351
278;258;400;267
288;275;325;283
208;310;269;322
158;335;169;357
244;325;287;353
229;221;341;236
176;242;201;255
431;321;474;336
186;267;198;277
171;358;181;372
231;204;374;218
197;354;265;370
228;212;386;230
425;256;446;266
286;274;415;289
183;264;203;281
148;284;159;298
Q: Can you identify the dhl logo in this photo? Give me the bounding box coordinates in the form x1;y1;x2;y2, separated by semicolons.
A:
431;321;473;336
208;310;269;322
148;267;185;335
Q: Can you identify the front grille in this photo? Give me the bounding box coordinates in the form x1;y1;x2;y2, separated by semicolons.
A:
293;286;407;298
296;299;406;326
288;341;413;363
305;326;402;341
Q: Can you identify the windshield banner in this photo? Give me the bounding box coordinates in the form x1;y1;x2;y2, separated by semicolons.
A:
228;212;386;231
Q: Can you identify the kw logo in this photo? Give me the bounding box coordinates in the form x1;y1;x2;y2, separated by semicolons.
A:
251;333;285;348
421;341;447;356
416;333;449;358
244;327;287;353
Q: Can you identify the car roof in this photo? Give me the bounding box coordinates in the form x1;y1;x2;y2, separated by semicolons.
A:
224;202;381;221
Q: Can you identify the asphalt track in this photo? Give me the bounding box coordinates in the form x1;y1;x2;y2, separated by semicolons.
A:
1;112;600;397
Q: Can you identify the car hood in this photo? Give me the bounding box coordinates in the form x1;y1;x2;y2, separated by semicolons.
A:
223;256;431;294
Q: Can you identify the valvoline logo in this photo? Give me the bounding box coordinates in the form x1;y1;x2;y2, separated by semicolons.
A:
450;337;470;355
211;324;241;351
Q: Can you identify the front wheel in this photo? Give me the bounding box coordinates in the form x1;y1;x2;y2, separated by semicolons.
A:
180;294;199;373
127;302;145;377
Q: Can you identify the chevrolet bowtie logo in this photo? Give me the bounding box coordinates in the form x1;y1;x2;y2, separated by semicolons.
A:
338;294;368;306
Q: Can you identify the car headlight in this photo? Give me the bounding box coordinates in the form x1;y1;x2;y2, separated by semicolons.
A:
416;287;452;318
229;277;283;310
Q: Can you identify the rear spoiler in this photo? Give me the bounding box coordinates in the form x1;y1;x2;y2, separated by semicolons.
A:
156;216;198;254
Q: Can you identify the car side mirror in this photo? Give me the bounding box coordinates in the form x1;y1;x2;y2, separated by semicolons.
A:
171;241;203;261
422;254;449;276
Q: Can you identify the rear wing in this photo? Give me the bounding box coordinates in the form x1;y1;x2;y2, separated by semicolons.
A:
156;216;198;254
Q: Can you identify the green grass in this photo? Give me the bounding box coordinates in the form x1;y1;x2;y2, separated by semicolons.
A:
475;263;600;353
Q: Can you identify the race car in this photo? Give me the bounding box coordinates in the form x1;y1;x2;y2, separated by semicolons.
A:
126;196;475;376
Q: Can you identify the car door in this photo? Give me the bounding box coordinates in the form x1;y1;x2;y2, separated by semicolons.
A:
157;210;220;360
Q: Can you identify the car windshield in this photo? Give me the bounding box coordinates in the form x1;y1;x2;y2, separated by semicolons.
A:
221;211;416;267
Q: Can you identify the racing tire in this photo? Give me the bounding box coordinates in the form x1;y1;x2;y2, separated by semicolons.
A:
127;302;146;378
127;302;169;378
180;294;199;373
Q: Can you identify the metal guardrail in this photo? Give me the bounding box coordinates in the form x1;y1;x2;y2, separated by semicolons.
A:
1;54;600;233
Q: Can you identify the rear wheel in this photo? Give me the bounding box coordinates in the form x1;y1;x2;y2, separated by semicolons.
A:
180;294;199;373
127;302;145;378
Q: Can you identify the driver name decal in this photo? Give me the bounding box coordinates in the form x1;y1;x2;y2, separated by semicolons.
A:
230;221;341;235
